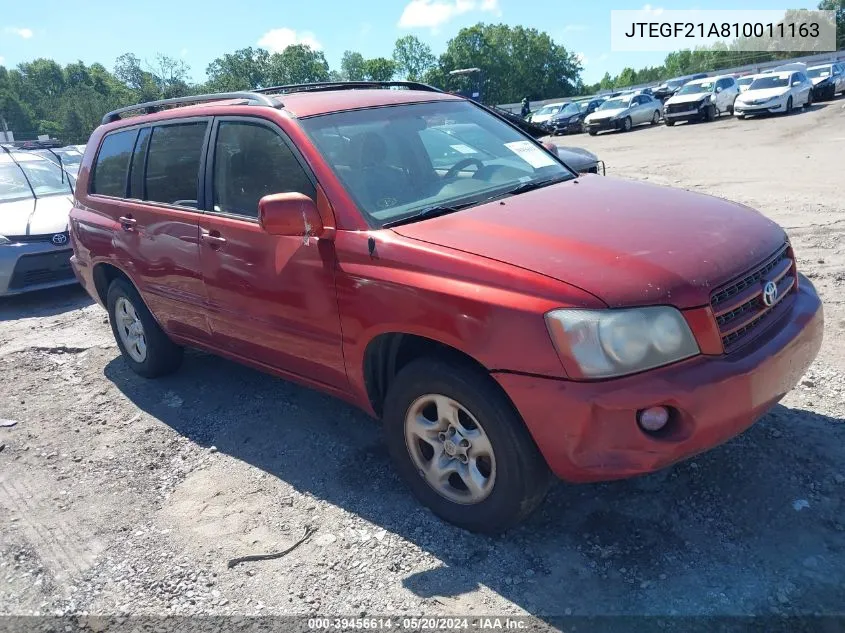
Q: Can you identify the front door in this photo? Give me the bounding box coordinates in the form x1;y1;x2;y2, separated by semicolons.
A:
198;117;347;390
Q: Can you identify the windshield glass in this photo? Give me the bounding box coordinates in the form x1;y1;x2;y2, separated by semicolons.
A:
301;100;571;227
12;155;72;198
676;81;714;95
737;76;755;86
749;75;789;90
53;149;83;172
598;98;630;110
807;67;831;78
0;160;34;202
553;103;580;117
533;104;561;117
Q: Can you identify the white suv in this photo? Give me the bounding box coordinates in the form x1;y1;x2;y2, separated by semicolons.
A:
663;75;739;126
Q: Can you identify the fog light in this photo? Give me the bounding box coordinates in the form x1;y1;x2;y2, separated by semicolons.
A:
638;406;669;432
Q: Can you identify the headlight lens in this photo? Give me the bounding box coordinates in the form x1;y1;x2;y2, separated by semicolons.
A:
545;307;700;379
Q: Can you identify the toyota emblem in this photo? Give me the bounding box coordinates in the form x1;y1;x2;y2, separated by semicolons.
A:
51;233;68;246
762;281;778;307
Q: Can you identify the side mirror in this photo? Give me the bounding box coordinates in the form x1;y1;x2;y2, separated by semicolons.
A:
542;141;559;157
715;87;722;93
258;192;324;238
792;81;801;86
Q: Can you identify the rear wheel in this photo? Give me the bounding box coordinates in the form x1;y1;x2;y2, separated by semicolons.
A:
107;278;183;378
383;357;552;533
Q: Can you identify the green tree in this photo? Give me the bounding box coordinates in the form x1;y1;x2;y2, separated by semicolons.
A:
267;45;330;85
818;0;845;49
362;57;397;81
205;47;270;91
340;51;366;81
392;35;436;81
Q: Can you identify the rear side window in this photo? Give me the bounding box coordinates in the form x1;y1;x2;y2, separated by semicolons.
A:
128;127;151;200
92;129;137;197
145;122;208;208
211;121;314;219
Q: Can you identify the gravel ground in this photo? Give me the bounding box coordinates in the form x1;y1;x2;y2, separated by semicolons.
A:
1;98;844;630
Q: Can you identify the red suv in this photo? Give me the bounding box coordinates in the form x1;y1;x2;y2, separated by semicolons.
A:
69;82;824;533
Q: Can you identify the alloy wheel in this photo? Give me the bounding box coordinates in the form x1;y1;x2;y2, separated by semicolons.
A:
404;394;496;504
115;297;147;363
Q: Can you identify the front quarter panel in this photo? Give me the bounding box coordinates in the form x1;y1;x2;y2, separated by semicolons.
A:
334;230;607;410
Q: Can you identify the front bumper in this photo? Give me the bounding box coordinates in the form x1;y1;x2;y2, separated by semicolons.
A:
735;100;785;115
664;104;707;121
548;119;583;134
585;118;622;133
494;279;823;483
0;241;76;297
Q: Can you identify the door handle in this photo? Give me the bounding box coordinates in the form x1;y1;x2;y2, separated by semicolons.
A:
201;230;227;248
118;215;136;231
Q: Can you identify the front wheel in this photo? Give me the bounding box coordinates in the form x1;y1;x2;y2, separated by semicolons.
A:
651;110;660;125
786;96;793;114
804;91;813;108
621;117;632;132
665;119;676;126
107;278;183;378
383;357;552;533
588;129;598;136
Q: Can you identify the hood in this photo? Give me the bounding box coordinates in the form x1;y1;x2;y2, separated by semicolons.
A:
810;76;829;86
550;112;582;123
390;177;785;309
531;113;555;123
738;87;789;102
666;93;710;105
587;108;627;121
0;194;73;237
556;146;597;171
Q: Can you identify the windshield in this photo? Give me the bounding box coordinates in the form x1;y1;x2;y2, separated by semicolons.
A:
737;77;755;86
533;104;562;116
301;100;571;227
676;81;714;95
0;160;35;202
53;149;83;172
5;155;72;199
749;75;789;90
553;103;581;118
807;67;831;78
598;98;630;110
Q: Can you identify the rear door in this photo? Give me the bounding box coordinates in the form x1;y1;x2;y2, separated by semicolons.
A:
89;122;211;341
197;116;347;389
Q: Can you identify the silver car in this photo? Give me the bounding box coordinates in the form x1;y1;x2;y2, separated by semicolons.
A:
584;94;664;135
0;149;77;296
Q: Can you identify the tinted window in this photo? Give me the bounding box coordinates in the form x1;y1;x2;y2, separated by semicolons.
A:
92;129;137;197
128;127;151;200
795;72;808;83
145;122;208;208
212;121;314;218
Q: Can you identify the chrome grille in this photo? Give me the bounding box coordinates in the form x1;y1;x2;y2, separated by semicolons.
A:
710;244;796;352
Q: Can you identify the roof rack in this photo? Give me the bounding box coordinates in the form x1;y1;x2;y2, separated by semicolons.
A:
101;91;280;125
254;80;443;95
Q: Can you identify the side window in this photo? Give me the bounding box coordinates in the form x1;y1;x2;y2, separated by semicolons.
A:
145;122;208;208
91;129;138;197
212;121;315;219
128;127;151;200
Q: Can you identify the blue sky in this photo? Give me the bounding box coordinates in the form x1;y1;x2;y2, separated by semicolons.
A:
0;0;820;84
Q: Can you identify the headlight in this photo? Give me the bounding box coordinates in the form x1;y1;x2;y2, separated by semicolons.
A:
0;235;10;245
545;307;700;379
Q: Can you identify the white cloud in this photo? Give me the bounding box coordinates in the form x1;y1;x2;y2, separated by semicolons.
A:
575;52;588;66
564;24;588;33
257;27;322;53
5;27;33;39
642;4;664;16
398;0;500;30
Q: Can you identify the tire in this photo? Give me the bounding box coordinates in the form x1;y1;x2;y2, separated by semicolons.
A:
621;117;632;132
588;129;598;136
737;114;746;120
786;96;793;114
382;356;552;533
651;110;660;125
107;278;183;378
703;105;715;122
665;119;676;126
804;91;813;108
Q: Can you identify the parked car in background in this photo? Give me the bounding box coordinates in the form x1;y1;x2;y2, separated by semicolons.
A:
69;83;823;533
771;62;808;73
546;99;606;135
737;74;762;92
653;73;708;101
584;93;663;135
527;102;568;125
543;143;605;175
807;63;845;101
0;148;76;296
663;75;739;125
734;71;814;118
28;146;83;183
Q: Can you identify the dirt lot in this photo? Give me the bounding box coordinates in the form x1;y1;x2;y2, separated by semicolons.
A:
1;98;844;629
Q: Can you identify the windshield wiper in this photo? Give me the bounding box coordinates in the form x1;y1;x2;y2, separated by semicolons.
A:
382;204;465;228
499;175;571;197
